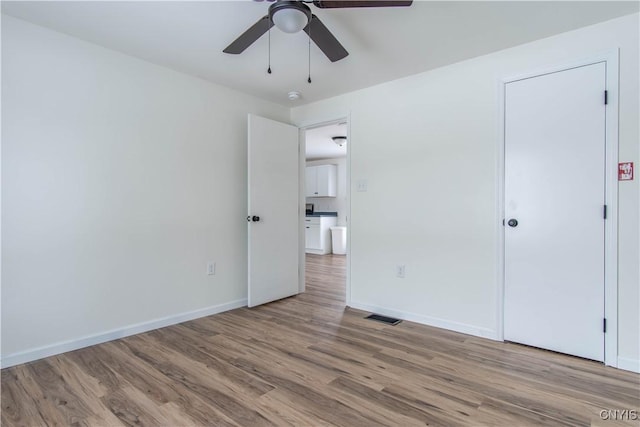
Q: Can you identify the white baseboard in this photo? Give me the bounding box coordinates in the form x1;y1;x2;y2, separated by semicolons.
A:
0;299;247;369
305;248;330;255
349;301;498;340
617;356;640;373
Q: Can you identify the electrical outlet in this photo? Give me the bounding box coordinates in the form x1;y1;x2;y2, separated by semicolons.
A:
207;262;216;276
396;265;405;278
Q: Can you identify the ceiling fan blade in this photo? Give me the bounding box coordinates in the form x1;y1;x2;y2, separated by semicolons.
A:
303;15;348;62
313;0;412;8
223;15;273;54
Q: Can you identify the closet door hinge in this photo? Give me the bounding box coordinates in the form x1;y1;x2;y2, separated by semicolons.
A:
604;90;608;105
603;318;607;333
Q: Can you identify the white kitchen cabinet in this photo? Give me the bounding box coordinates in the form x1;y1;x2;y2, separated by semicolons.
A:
305;223;321;250
305;165;337;197
305;216;337;254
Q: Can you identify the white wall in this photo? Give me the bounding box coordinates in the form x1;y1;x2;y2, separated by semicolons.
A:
306;157;347;226
1;15;289;365
291;14;639;370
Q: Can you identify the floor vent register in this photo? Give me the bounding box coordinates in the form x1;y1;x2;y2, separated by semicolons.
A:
365;314;402;326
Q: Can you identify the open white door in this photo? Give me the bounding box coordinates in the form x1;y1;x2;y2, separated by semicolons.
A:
248;114;300;307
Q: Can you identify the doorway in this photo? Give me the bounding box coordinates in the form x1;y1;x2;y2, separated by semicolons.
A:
302;120;349;304
499;53;619;366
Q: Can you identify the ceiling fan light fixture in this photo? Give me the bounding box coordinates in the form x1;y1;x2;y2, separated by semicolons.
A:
269;1;312;34
273;8;309;33
332;136;347;147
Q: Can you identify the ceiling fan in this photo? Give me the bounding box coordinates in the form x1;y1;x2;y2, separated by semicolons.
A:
223;0;413;63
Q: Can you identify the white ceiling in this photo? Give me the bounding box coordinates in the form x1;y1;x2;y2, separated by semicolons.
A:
2;1;638;107
305;121;348;160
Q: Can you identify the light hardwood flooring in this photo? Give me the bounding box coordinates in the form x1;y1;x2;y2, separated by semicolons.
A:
2;253;639;426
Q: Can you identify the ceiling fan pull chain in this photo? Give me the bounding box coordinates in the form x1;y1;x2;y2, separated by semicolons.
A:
307;21;312;83
267;24;272;74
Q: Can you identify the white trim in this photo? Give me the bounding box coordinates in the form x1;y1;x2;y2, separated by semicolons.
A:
305;248;332;255
497;50;620;368
300;116;351;305
602;50;620;369
349;301;498;340
298;127;307;294
345;113;352;305
0;299;247;369
495;76;507;343
617;357;640;373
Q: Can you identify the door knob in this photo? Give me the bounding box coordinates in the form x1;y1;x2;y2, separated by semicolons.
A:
252;216;260;222
508;219;518;227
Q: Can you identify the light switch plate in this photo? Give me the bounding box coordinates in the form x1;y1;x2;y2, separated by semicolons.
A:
356;179;368;192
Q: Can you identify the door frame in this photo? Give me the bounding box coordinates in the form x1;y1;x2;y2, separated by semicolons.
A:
496;50;619;367
298;117;351;305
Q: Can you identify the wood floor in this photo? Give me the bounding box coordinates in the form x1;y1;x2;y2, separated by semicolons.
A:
2;254;639;426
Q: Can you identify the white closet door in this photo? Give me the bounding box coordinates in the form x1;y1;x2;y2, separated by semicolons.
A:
504;62;606;361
